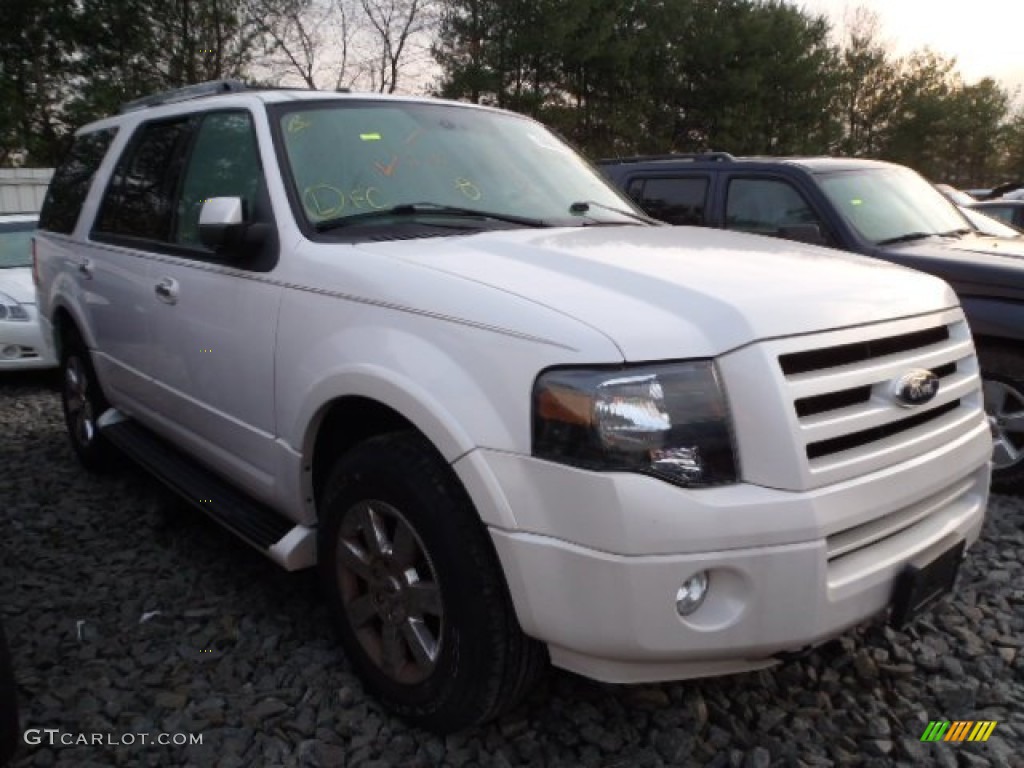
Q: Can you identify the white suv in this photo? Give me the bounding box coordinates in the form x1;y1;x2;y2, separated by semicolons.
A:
34;81;991;732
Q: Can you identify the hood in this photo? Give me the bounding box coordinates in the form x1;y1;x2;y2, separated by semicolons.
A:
0;267;35;304
945;233;1024;260
366;226;957;360
881;233;1024;297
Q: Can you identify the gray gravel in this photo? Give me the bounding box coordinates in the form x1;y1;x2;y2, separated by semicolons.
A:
1;371;1022;767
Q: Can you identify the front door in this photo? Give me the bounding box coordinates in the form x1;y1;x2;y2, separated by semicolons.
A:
148;110;282;500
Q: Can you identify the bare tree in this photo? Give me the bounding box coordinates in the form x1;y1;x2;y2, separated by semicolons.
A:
359;0;434;93
244;0;365;89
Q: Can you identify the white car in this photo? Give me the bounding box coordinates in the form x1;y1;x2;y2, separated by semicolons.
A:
34;81;991;732
959;205;1022;238
0;214;55;370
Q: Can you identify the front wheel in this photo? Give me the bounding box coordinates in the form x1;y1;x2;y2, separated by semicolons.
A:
978;344;1024;494
318;432;546;732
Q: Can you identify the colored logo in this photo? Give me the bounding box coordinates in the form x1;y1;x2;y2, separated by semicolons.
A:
920;721;997;742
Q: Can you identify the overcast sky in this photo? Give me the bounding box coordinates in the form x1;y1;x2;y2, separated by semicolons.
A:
793;0;1024;96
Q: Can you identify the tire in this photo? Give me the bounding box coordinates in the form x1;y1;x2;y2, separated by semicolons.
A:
318;431;546;732
0;618;18;767
60;329;114;473
978;344;1024;494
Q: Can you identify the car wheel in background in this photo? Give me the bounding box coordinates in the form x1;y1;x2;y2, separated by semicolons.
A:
978;344;1024;494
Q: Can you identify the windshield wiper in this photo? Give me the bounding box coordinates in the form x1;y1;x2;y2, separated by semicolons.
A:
315;203;549;232
876;232;935;246
939;227;972;238
569;200;662;226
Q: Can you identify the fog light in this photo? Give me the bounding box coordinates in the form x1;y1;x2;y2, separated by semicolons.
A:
1;345;19;359
675;571;709;616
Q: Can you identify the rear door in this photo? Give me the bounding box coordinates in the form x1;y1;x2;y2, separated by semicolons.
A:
87;118;194;409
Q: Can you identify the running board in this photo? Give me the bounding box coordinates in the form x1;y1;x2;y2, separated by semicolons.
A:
98;410;316;571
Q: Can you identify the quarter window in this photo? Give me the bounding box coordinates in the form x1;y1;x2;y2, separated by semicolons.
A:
39;128;117;234
627;177;709;225
94;118;192;242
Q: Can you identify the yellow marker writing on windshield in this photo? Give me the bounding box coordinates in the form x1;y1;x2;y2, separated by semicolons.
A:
287;115;311;133
851;199;863;206
360;132;382;141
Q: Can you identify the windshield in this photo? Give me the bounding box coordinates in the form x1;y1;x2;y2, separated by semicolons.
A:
817;167;969;245
0;222;35;268
274;101;636;230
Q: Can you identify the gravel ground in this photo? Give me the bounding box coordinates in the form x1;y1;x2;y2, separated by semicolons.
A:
1;371;1022;768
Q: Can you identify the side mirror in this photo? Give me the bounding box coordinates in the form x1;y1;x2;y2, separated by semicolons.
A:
199;197;246;252
199;196;270;255
778;223;827;247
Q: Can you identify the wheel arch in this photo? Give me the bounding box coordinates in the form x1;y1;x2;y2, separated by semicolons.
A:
307;396;422;509
49;301;91;360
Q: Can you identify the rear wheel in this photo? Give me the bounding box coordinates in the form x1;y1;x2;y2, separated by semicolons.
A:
60;330;114;472
318;431;546;732
978;344;1024;494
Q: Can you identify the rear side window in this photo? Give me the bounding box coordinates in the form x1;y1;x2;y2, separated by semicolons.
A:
38;128;117;234
627;177;709;225
94;118;193;242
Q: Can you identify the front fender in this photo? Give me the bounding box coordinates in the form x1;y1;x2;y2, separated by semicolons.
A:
275;301;621;528
960;297;1024;344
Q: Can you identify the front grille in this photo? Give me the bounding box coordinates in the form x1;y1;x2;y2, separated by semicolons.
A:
795;362;958;419
807;400;959;459
780;326;950;375
778;316;980;471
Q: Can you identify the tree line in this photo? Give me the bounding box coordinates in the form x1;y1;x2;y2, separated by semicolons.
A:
3;0;1023;187
436;0;1024;187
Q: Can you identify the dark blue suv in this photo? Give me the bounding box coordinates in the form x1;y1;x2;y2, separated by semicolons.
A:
601;153;1024;493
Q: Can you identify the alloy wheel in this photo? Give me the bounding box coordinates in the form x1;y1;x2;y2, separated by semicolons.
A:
64;356;96;447
336;500;444;685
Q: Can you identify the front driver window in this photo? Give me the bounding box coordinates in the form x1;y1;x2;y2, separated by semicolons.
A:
726;178;827;242
175;111;262;249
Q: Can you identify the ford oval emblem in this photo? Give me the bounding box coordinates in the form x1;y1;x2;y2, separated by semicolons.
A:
892;369;940;407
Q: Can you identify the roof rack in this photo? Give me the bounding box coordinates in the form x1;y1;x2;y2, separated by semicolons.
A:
597;152;736;165
119;80;250;114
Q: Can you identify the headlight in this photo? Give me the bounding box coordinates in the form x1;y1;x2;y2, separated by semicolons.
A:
532;361;738;487
0;291;29;322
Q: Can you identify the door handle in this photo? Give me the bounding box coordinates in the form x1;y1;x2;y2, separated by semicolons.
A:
154;277;179;305
77;259;93;280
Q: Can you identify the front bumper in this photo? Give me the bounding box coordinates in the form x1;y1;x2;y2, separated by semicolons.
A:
0;305;56;370
459;417;990;684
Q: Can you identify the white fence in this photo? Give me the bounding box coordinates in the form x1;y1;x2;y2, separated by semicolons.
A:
0;168;54;214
